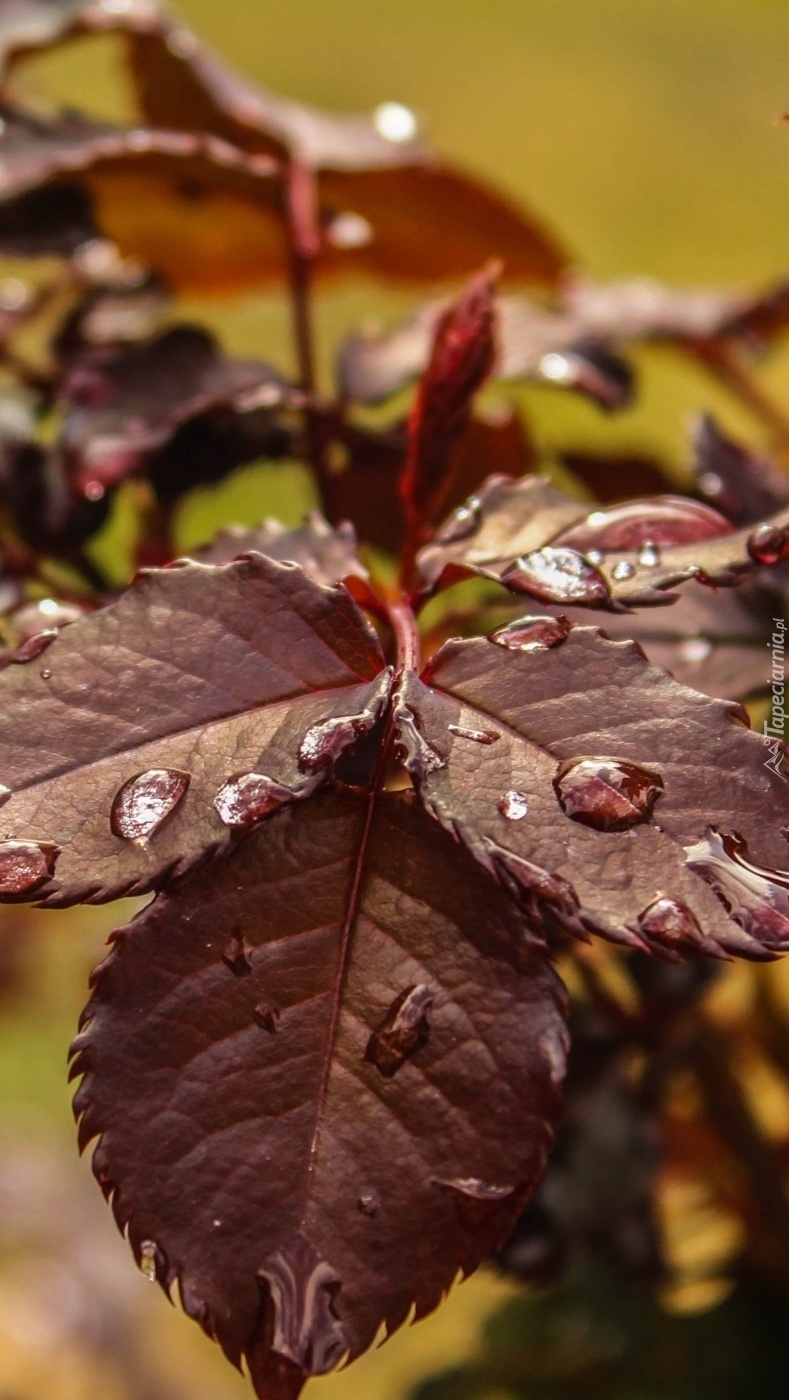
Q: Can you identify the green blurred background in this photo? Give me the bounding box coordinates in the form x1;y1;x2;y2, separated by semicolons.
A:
2;1;789;1397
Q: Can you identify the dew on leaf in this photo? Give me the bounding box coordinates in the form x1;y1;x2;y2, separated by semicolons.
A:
637;896;706;953
214;773;292;829
435;497;482;545
684;828;789;950
611;560;635;580
111;769;190;841
556;498;730;554
365;984;434;1078
499;791;529;820
0;840;57;896
10;630;58;663
394;701;446;778
679;637;712;663
0;786;10;809
747;522;789;566
502;547;611;606
637;541;661;568
223;931;254;977
435;1176;518;1229
448;724;500;745
257;1236;346;1375
357;1191;380;1218
491;614;572;653
254;1002;281;1033
139;1239;162;1283
554;756;664;832
40;669;52;680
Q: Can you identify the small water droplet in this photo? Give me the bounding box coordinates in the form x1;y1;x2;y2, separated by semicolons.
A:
611;560;635;580
373;101;418;143
254;1002;280;1032
586;549;604;565
491;615;571;653
435;497;482;545
747;522;788;566
327;211;374;249
214;773;292;829
700;471;723;498
357;1191;380;1218
139;1239;161;1283
554;756;663;832
435;1176;518;1229
84;479;106;501
685;828;789;950
637;541;661;568
223;931;253;976
502;548;611;606
10;630;58;663
365;984;434;1078
679;637;712;663
111;769;190;841
40;668;52;680
499;791;529;820
0;840;57;896
448;724;500;745
637;896;705;953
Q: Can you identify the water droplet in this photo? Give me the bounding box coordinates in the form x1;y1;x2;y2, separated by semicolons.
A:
223;931;253;976
679;637;712;663
10;630;57;663
0;786;10;808
491;615;571;653
357;1191;380;1218
637;541;661;568
747;522;788;566
394;701;445;778
586;549;604;565
365;984;434;1078
327;211;374;249
40;668;52;680
298;677;391;774
214;773;292;829
637;896;706;953
448;724;500;745
373;101;418;143
611;560;635;581
139;1239;161;1283
554;756;663;832
700;471;723;498
254;1002;280;1033
685;828;789;950
0;840;57;896
111;769;189;841
539;351;574;383
502;548;611;606
556;499;730;553
258;1235;346;1374
84;479;106;501
435;497;482;545
499;791;529;820
435;1176;518;1229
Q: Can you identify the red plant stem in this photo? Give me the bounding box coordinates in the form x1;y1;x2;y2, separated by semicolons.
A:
688;339;789;445
285;162;334;511
388;601;421;673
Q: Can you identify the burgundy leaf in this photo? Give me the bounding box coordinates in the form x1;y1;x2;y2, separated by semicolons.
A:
419;474;789;607
193;513;368;588
401;266;498;528
0;554;389;905
395;626;789;960
52;278;170;363
690;415;789;527
56;325;289;495
70;790;567;1399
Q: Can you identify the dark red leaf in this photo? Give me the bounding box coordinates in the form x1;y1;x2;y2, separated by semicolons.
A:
0;554;388;904
401;266;498;528
55;325;289;495
70;790;567;1398
192;513;368;588
396;625;789;960
690;415;789;527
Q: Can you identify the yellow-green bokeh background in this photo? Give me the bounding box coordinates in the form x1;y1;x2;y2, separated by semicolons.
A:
2;2;789;1397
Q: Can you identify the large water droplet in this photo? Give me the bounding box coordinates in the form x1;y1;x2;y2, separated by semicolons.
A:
258;1235;346;1375
139;1239;162;1283
223;931;253;976
394;701;445;778
365;984;434;1078
637;541;661;568
298;678;391;774
11;630;58;663
555;498;731;553
357;1191;380;1218
448;724;500;745
435;497;482;545
254;1002;280;1033
435;1176;518;1229
502;547;611;606
491;615;571;653
499;791;529;820
637;896;706;955
0;840;57;896
685;828;789;951
554;756;663;832
214;773;292;829
747;522;789;566
111;769;189;841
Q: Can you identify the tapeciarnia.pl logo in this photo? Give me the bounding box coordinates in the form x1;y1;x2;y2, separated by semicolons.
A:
764;617;787;776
